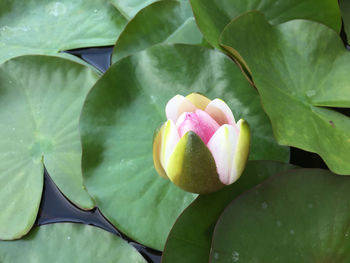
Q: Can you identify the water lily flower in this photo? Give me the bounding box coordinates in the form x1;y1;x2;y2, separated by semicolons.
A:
153;93;250;194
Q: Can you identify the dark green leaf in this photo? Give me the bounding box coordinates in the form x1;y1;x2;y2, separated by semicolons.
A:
190;0;341;49
211;168;350;262
220;12;350;174
112;0;203;63
162;161;296;263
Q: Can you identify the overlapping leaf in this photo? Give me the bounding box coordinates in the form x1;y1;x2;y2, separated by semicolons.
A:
162;161;296;263
0;223;146;262
220;12;350;174
190;0;341;49
0;0;127;64
0;55;98;240
211;168;350;262
112;0;203;63
80;44;289;250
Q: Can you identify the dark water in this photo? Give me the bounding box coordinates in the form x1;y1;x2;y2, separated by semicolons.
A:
63;46;113;72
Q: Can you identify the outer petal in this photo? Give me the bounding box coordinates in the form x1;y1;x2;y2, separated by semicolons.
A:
152;123;168;178
166;95;196;123
205;98;235;125
176;109;220;144
166;131;225;194
207;121;250;185
160;120;180;171
185;93;211;110
234;119;251;178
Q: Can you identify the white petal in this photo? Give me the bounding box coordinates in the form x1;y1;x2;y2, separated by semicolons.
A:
165;95;196;123
207;124;239;185
205;99;235;126
160;120;180;169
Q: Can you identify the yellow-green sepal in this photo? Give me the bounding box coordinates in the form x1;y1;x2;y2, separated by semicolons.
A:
234;119;251;178
185;93;211;110
166;131;225;194
152;123;168;179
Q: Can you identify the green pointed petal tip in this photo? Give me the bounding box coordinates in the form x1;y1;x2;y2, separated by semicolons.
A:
166;131;224;194
152;123;168;179
185;93;211;110
234;119;251;179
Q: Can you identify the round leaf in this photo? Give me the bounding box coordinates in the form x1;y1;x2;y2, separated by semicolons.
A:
220;12;350;174
80;44;289;250
0;0;127;64
190;0;341;49
211;168;350;262
112;0;203;63
162;161;297;263
0;223;146;262
0;55;97;239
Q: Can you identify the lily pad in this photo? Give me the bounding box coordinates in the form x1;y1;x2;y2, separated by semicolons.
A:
220;12;350;174
0;0;127;64
162;161;297;263
80;44;289;250
211;168;350;262
0;55;98;240
112;0;203;63
0;223;146;262
190;0;341;49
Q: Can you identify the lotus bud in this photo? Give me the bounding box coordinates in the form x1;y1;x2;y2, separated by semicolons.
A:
153;93;250;194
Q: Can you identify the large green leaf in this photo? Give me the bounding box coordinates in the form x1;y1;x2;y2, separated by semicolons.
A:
0;55;97;240
190;0;341;50
112;0;203;63
80;44;289;250
162;161;296;263
0;0;127;64
211;168;350;262
220;12;350;174
0;223;146;262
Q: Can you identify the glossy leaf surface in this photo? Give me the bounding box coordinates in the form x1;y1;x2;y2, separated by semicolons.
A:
112;0;202;63
162;161;296;263
220;12;350;174
80;44;289;250
0;55;97;239
190;0;341;49
0;224;146;262
211;168;350;262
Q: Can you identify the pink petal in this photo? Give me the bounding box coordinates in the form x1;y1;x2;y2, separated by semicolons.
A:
176;109;220;144
207;124;239;185
165;95;196;123
205;99;235;126
160;120;180;169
